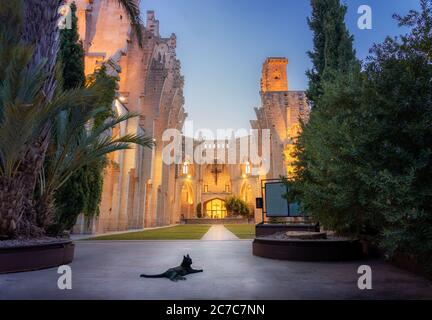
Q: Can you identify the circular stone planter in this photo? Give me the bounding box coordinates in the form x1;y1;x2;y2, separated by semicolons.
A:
253;237;363;262
0;240;75;274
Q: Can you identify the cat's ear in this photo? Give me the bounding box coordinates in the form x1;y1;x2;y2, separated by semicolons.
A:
187;254;190;258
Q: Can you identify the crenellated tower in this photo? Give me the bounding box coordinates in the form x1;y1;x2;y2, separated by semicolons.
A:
252;57;309;179
260;57;288;92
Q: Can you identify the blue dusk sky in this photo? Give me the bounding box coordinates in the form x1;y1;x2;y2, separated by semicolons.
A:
141;0;420;135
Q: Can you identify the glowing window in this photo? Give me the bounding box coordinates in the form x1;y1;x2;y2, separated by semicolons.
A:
182;161;189;175
245;161;251;175
205;199;227;219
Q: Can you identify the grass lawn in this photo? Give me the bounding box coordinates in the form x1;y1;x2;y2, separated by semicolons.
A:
224;224;256;239
86;225;211;240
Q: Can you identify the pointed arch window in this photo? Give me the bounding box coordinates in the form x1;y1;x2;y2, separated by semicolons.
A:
182;161;189;175
245;161;251;175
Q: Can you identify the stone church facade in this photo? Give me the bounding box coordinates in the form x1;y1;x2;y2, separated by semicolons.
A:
72;0;309;234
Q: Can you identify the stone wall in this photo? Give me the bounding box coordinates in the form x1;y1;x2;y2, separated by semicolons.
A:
70;2;307;235
72;2;186;234
253;57;310;180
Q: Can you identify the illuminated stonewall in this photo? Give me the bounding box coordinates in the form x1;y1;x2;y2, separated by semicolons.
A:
70;1;310;235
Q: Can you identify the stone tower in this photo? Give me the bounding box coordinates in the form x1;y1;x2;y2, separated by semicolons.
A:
260;58;288;92
252;57;309;179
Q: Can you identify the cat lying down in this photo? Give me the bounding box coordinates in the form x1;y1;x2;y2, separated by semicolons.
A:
140;254;203;282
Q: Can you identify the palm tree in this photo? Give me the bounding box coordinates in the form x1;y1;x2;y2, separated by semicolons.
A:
37;86;153;230
0;0;149;238
4;0;144;237
0;9;101;236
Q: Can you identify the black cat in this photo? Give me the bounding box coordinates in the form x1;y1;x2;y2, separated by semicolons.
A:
140;254;203;282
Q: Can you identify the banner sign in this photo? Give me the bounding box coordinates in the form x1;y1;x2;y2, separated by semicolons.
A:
262;180;302;218
264;182;289;217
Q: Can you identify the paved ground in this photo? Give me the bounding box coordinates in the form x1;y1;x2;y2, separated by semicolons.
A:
201;225;239;240
1;241;431;300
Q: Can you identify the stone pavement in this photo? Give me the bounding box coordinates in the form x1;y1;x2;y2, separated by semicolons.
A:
201;225;239;240
1;241;431;300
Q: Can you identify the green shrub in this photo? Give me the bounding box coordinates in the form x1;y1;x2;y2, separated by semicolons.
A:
294;0;432;274
225;197;250;217
196;203;202;218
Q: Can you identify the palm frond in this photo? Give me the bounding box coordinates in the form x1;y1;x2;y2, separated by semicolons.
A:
42;85;154;194
0;37;48;177
85;111;141;143
54;131;153;191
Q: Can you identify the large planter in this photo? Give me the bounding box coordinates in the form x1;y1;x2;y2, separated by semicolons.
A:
0;240;75;274
256;223;320;237
391;251;429;278
253;237;363;262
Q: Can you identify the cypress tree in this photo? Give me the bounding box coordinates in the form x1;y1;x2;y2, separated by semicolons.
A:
294;0;432;274
59;2;85;89
306;0;356;106
292;0;364;234
51;2;88;233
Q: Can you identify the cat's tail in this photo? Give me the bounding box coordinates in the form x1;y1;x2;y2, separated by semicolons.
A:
140;273;165;278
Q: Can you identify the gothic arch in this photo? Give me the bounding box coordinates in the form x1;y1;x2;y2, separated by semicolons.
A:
240;181;254;205
152;43;170;68
180;181;194;219
203;198;227;219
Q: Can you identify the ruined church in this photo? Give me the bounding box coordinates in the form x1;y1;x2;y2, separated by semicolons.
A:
72;0;309;234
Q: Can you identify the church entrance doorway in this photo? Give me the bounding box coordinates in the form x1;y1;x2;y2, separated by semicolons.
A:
204;199;227;219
